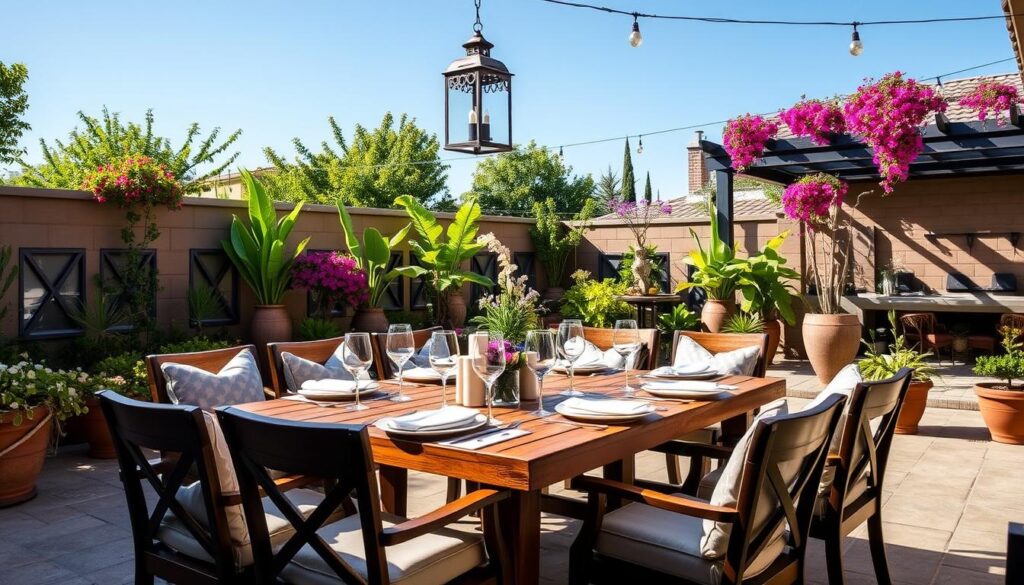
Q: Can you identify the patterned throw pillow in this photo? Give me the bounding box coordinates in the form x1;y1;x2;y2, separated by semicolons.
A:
161;349;264;409
672;335;760;376
280;344;353;392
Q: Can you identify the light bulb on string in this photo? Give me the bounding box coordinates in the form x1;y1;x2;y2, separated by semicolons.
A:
629;14;643;48
559;146;564;159
849;24;863;56
637;136;644;154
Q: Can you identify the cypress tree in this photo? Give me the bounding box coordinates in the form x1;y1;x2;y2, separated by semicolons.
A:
644;172;652;203
622;138;636;202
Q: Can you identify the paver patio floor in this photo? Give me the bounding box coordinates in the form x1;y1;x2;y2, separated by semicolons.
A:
0;401;1018;584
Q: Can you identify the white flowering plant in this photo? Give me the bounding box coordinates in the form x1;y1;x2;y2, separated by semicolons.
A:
0;356;88;426
470;233;544;347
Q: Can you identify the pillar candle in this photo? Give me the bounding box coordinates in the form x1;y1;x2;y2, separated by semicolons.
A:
519;351;539;400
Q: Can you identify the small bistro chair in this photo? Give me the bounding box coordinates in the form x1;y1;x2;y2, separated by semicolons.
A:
98;391;330;585
215;405;512;585
568;393;847;585
370;325;444;380
899;312;953;363
145;344;273;403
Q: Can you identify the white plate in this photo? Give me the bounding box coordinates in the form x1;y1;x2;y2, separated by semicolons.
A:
554;401;654;423
641;381;731;400
644;370;720;381
552;363;609;374
399;367;457;383
296;382;380;401
374;414;488;438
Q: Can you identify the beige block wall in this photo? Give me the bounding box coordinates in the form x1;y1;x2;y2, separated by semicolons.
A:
0;186;539;340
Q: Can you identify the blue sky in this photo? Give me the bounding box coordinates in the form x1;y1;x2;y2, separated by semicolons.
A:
2;0;1016;200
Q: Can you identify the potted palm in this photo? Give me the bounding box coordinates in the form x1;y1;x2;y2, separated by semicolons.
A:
222;169;309;347
973;326;1024;444
337;206;409;333
677;213;742;333
858;311;937;435
393;195;493;327
736;231;799;364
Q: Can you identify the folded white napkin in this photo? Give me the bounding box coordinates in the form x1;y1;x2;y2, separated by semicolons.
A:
650;364;713;377
401;367;444;380
642;381;726;392
300;379;362;393
389;406;479;431
560;397;652;416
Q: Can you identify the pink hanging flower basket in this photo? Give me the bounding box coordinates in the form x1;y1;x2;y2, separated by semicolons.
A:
780;98;846;146
959;81;1019;126
781;173;848;229
723;114;779;171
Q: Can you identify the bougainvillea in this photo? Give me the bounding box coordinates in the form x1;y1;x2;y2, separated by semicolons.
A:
723;114;779;171
780;98;846;146
82;155;183;209
959;81;1019;126
843;72;946;193
781;173;848;227
291;251;369;315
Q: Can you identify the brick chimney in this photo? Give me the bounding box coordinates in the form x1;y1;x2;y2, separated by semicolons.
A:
687;130;708;194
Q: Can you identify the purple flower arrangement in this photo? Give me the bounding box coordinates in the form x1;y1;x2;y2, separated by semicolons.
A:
723;114;779;171
959;81;1019;126
486;339;525;368
291;251;369;315
781;173;848;228
780;99;846;146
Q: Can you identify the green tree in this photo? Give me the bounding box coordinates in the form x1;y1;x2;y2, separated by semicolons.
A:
15;107;240;192
595;166;620;214
622;138;636;202
466;140;595;215
644;172;652;203
0;62;30;166
262;113;449;208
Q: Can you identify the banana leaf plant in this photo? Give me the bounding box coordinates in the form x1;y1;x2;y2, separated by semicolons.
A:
676;212;743;300
735;230;800;325
337;204;411;308
392;195;494;317
221;169;309;305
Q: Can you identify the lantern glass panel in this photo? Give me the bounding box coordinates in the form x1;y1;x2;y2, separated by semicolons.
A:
446;75;476;146
480;74;510;147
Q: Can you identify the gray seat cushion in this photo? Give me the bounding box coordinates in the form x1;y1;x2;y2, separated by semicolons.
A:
280;512;486;585
595;496;783;584
161;349;264;409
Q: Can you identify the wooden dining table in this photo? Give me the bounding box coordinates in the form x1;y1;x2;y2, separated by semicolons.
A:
237;371;786;584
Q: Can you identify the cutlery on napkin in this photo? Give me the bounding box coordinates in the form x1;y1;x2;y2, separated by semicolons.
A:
642;380;738;391
560;397;653;416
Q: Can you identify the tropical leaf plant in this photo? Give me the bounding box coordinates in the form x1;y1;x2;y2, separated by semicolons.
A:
735;231;800;325
676;212;743;300
721;312;766;334
337;203;410;308
221;169;309;305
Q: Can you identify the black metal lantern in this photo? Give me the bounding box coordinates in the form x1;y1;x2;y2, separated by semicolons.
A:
443;0;513;154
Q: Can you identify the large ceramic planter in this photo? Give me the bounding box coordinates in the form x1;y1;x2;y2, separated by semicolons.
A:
82;396;117;459
351;307;389;333
763;319;782;366
251;305;292;348
447;294;468;328
0;406;52;507
974;383;1024;444
701;300;735;334
803;313;861;385
896;380;934;435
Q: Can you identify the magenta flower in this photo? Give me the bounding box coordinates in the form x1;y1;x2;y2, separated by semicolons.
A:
781;173;848;228
723;114;779;171
291;251;369;313
959;81;1018;126
780;98;845;146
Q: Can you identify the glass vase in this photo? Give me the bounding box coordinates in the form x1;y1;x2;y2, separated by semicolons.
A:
492;368;520;408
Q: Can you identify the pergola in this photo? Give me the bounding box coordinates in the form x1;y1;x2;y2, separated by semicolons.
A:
701;111;1024;245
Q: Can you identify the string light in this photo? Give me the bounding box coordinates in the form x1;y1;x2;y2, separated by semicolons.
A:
849;24;863;56
628;13;643;47
637;136;644;154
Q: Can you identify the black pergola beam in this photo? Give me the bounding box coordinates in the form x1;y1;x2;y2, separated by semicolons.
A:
715;170;734;248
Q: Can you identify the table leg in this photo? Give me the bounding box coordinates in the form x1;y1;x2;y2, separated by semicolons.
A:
720;411;753;448
499;489;541;585
602;456;635;509
378;465;407;516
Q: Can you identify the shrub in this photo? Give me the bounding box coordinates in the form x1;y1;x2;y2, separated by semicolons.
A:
561;270;631;328
0;358;88;426
298;318;342;341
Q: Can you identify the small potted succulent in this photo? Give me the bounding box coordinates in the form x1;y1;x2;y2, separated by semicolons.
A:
973;326;1024;444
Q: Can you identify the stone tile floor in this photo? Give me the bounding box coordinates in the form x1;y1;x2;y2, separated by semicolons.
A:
1;396;1019;584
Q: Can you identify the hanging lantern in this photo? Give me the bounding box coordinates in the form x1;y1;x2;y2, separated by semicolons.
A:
443;0;513;154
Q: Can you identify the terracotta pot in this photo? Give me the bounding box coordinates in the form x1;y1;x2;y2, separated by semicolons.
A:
351;307;390;333
81;396;117;459
802;313;861;385
542;287;564;302
895;379;933;435
763;319;781;366
446;294;468;328
701;300;735;333
974;383;1024;444
0;406;52;507
251;305;292;348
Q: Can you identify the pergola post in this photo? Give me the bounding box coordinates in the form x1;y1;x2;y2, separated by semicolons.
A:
715;169;734;247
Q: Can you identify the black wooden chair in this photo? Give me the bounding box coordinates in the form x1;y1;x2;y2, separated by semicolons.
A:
568;393;846;585
215;405;512;585
98;390;328;585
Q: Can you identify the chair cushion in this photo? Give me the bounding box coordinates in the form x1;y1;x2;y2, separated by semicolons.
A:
279;512;487;585
701;399;789;558
672;336;760;376
806;363;861;453
281;342;374;391
596;496;783;584
161;349;264;409
602;347;645;370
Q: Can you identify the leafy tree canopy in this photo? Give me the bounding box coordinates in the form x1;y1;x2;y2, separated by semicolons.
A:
14;107;241;192
0;62;30;166
466;141;595;216
262;112;449;209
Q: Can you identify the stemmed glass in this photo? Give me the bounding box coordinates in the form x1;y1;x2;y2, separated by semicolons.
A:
471;331;506;425
428;330;459;408
525;329;556;417
557;319;586;397
340;332;374;411
386;324;414;402
613;319;641;396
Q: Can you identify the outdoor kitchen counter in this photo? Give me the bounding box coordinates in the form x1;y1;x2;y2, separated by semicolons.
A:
841;292;1024;314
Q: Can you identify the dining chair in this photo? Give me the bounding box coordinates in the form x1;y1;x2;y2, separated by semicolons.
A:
899;312;953;363
215;405;512;585
370;325;443;380
568;393;847;585
267;336;348;397
98;390;333;585
576;325;662;370
1009;522;1024;585
146;344;273;403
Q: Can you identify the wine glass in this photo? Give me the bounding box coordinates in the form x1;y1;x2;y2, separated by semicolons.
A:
613;319;641;396
340;332;373;411
525;329;556;417
386;324;414;402
557;319;586;397
428;330;459;408
471;331;506;425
